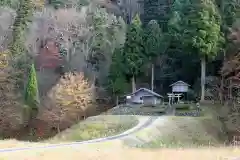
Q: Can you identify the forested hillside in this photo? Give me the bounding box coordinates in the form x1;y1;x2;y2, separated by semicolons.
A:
1;0;240;139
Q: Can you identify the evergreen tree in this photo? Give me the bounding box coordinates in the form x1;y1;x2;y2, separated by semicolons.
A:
169;0;224;101
223;0;238;27
215;0;239;27
0;0;19;9
144;20;163;61
142;0;159;26
144;20;163;90
108;47;129;96
10;0;33;56
123;14;145;92
143;0;171;31
24;63;39;110
47;0;64;9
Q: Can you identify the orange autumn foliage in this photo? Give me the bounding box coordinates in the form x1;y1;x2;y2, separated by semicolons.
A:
37;72;96;129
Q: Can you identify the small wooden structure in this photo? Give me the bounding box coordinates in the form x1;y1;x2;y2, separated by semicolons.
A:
169;80;190;101
170;80;190;93
125;88;163;105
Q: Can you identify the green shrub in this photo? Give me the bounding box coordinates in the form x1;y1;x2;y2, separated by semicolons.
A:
142;104;156;107
24;63;40;112
174;104;191;110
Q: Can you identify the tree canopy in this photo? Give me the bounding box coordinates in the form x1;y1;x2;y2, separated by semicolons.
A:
169;0;224;59
122;14;145;77
144;20;163;62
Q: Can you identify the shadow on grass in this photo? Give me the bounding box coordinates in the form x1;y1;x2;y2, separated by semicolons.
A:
135;114;227;149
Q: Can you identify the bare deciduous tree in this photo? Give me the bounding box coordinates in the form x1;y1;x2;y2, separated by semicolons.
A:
37;72;95;130
26;4;125;84
0;7;16;52
0;55;27;134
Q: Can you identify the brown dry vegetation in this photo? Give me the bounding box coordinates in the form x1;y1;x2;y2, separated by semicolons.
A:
0;56;27;136
0;143;239;160
207;20;240;142
0;8;27;136
0;4;122;137
36;72;96;133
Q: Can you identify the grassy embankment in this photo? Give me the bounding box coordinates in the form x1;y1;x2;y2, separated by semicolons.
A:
137;104;228;148
47;115;138;143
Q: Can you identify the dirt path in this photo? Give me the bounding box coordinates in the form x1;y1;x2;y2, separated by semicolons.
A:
0;116;240;159
0;116;157;151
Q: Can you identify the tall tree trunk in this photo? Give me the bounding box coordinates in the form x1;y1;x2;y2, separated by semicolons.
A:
131;76;136;93
220;76;224;104
151;64;154;91
220;51;226;104
200;57;206;102
229;79;232;100
116;96;119;106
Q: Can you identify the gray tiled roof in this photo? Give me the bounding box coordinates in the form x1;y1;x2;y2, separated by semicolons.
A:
126;88;163;98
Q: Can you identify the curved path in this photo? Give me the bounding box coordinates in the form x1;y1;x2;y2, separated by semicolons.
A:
0;116;158;153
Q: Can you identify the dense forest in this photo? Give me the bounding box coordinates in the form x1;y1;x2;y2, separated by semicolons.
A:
0;0;240;139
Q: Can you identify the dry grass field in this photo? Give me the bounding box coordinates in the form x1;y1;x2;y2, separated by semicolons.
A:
0;144;239;160
0;105;239;160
